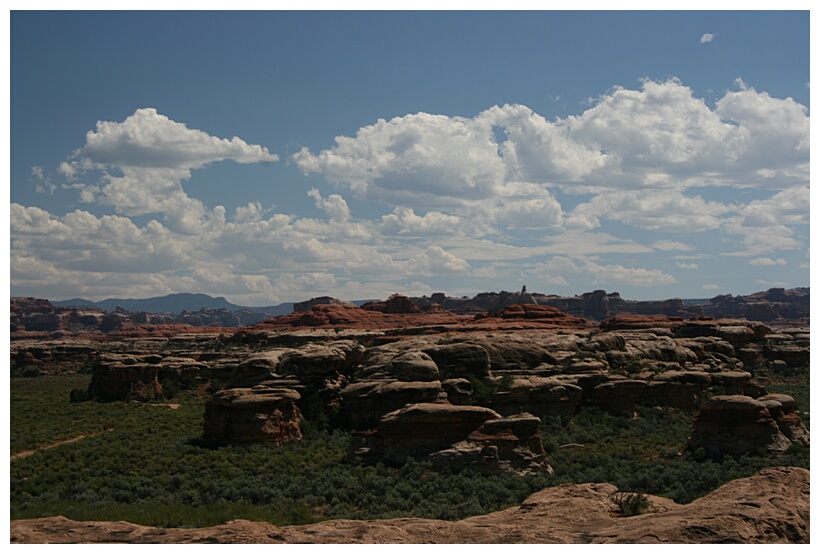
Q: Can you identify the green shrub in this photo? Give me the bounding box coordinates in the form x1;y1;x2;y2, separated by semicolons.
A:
10;373;811;528
69;388;94;403
611;491;649;516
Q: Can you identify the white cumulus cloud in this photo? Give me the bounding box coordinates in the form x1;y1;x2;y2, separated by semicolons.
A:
749;257;787;266
79;108;278;169
61;108;278;232
10;81;810;303
652;240;694;252
570;190;733;232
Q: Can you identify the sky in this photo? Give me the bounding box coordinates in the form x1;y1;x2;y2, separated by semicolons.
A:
6;7;812;305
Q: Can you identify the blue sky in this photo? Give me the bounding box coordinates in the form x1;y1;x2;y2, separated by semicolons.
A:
8;8;811;305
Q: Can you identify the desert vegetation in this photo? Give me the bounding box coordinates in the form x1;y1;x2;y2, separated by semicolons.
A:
10;368;808;528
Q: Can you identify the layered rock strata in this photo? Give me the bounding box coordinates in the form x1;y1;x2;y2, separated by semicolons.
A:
203;386;303;444
41;301;808;470
351;404;551;476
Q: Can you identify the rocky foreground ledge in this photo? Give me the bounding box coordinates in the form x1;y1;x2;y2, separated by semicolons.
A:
10;467;809;544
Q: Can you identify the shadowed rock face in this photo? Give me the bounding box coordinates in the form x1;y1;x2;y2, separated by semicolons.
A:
685;395;800;457
89;353;164;402
753;394;810;446
365;403;502;463
10;467;810;543
352;404;551;476
203;387;302;445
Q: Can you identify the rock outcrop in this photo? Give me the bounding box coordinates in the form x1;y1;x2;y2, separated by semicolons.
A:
412;289;694;319
360;294;422;314
351;404;551;476
203;386;303;445
685;395;805;458
88;353;164;402
756;393;811;446
293;296;355;313
703;288;809;322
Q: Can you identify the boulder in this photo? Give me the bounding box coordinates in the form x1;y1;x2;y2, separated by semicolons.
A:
441;378;473;405
584;332;627;352
232;349;290;385
158;356;210;382
627;336;699;364
465;334;560;371
709;371;756;396
716;325;759;347
676;337;736;360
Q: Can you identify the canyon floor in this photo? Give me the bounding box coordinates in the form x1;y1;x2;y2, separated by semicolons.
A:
10;467;809;544
10;290;810;543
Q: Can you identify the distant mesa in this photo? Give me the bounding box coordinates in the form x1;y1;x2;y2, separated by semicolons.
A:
9;287;809;341
293;296;355;313
360;293;421;314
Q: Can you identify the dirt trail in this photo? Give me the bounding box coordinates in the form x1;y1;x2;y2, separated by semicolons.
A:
12;433;99;462
12;404;179;462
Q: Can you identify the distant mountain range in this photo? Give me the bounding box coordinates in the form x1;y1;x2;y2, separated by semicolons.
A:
50;292;374;317
41;287;811;323
51;293;295;316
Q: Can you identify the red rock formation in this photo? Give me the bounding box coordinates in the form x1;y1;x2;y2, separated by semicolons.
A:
600;315;677;331
472;304;589;330
350;402;553;474
589;379;648;413
340;380;443;429
369;403;502;464
203;387;303;445
361;294;422;314
756;394;810;446
686;395;794;458
492;377;583;418
293;296;355;313
89;354;163;402
245;303;468;332
430;413;552;475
